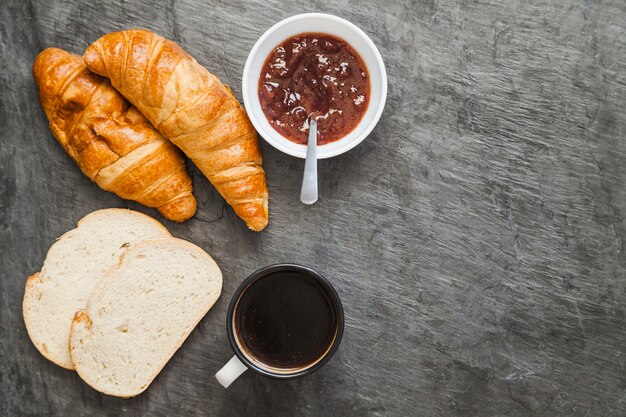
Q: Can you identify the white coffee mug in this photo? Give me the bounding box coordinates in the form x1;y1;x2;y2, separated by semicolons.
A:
215;264;344;388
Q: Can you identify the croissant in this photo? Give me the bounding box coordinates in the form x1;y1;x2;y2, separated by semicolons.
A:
83;29;269;231
33;48;196;222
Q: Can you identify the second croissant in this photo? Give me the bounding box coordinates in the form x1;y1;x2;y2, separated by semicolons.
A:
83;29;269;231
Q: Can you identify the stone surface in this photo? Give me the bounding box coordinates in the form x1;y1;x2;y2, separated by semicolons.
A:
1;0;626;416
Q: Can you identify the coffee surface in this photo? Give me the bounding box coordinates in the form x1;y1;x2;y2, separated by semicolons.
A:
235;271;337;369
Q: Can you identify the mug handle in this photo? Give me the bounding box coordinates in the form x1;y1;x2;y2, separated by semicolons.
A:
215;355;248;388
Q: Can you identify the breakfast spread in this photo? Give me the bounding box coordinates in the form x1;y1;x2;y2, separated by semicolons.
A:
83;29;269;231
25;13;385;396
23;209;172;369
258;33;370;145
33;48;196;222
22;209;222;397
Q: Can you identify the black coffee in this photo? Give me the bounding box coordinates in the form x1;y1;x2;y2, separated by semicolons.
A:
234;270;338;369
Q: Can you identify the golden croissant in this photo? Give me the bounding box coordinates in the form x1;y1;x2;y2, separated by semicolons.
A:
83;29;269;231
33;48;196;222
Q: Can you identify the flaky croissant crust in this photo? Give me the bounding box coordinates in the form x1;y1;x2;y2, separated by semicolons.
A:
33;48;196;222
84;29;268;231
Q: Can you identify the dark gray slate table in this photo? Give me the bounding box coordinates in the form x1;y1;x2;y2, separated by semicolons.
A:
1;0;625;416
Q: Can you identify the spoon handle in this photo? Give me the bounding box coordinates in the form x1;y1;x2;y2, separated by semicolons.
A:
300;118;318;205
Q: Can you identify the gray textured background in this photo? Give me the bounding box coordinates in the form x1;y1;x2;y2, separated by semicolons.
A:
1;0;625;416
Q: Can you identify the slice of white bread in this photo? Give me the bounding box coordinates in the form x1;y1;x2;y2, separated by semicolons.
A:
23;209;171;369
69;238;222;397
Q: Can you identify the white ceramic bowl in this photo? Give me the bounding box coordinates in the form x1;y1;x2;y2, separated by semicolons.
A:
242;13;387;159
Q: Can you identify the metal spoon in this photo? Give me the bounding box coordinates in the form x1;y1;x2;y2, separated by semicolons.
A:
300;117;318;205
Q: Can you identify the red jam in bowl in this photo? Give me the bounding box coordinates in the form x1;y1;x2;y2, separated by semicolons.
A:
258;33;370;145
